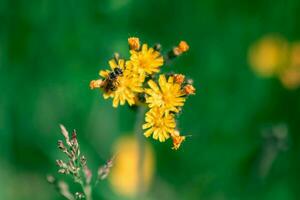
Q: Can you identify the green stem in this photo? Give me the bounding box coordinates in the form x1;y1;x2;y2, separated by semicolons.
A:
134;106;147;199
78;180;92;200
84;185;92;200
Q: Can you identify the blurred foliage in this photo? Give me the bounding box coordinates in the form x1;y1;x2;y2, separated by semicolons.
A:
1;0;300;199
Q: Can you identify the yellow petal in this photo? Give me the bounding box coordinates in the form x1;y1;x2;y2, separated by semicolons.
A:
109;59;117;69
147;80;159;92
158;75;167;88
142;123;152;129
142;44;148;52
99;70;109;77
144;128;153;137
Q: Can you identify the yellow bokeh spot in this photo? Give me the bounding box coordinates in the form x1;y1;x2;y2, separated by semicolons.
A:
109;136;155;197
279;42;300;89
248;35;289;77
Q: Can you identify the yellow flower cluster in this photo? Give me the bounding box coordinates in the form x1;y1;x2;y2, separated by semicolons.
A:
248;34;300;90
90;37;195;149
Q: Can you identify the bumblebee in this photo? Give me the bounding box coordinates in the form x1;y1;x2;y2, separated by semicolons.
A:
102;67;123;92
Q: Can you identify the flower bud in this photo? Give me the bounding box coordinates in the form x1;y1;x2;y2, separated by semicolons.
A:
89;79;103;90
178;41;189;52
171;131;186;150
128;37;140;51
173;74;185;84
183;84;196;95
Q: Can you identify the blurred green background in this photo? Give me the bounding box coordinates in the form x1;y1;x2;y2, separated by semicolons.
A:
1;0;300;199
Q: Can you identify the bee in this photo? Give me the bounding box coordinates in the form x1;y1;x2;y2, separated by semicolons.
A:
102;67;123;92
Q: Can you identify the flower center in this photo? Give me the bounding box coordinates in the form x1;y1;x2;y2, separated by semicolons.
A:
154;118;164;128
138;56;149;69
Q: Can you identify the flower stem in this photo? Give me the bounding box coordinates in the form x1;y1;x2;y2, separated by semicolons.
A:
84;185;92;200
79;181;92;200
134;105;147;199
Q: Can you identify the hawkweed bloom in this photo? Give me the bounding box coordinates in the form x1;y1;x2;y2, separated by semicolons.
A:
145;74;185;113
129;44;164;75
91;58;143;107
90;37;196;149
142;107;176;142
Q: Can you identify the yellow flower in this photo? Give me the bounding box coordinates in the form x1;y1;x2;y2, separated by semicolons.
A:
145;75;185;113
100;59;143;107
129;44;164;75
142;107;176;142
171;130;186;150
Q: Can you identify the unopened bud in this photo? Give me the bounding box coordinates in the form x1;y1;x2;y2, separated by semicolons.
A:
173;47;182;56
183;84;196;95
172;135;186;150
173;74;185;84
178;41;189;52
128;37;140;51
89;79;103;90
171;130;186;150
